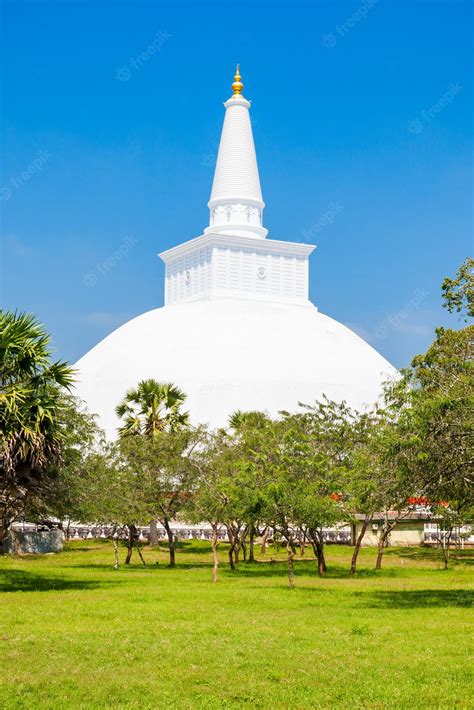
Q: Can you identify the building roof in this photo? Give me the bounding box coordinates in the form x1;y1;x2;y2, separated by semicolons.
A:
353;511;442;522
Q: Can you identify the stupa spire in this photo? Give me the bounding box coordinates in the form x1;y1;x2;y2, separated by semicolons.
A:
231;64;243;96
205;66;267;239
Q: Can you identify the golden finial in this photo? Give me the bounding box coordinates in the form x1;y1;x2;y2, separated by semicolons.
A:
231;64;244;96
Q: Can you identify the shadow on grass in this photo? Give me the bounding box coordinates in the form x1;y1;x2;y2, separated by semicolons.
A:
0;569;117;593
361;589;473;608
232;560;401;581
385;546;474;566
172;541;214;555
63;544;105;553
63;562;218;572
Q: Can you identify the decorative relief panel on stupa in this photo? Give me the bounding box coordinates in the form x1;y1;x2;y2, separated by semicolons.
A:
210;203;262;229
162;235;313;306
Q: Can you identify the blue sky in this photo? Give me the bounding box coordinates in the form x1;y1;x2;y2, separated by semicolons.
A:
1;0;472;368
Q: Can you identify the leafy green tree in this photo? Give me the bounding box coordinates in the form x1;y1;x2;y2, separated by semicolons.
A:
116;379;189;437
183;429;235;582
384;261;474;568
324;409;382;575
284;399;399;576
351;404;416;571
397;326;473;567
430;503;473;570
78;443;149;568
441;256;473;320
229;414;313;587
117;427;205;567
0;310;74;544
185;415;277;579
402;329;472;505
285;400;360;575
227;411;276;565
116;378;190;546
33;394;104;533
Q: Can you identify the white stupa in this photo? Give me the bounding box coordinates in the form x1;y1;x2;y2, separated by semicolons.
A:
75;66;396;437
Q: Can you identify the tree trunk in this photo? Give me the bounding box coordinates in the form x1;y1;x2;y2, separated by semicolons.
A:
0;513;15;549
315;540;327;575
248;524;255;562
226;525;236;570
375;538;385;570
211;525;219;583
163;519;176;567
443;545;449;570
309;529;327;576
350;517;370;575
135;537;147;566
112;537;120;570
287;543;295;589
260;527;269;555
375;517;401;570
0;525;8;549
375;524;392;570
125;524;138;564
440;529;453;570
299;530;307;557
149;519;158;547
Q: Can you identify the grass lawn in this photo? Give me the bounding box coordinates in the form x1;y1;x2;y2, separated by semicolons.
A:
0;540;472;709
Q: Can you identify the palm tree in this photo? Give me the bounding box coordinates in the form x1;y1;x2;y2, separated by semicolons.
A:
115;379;190;557
228;410;270;431
0;310;74;542
115;379;189;438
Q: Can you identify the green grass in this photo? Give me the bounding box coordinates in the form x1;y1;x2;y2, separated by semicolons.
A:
0;540;473;709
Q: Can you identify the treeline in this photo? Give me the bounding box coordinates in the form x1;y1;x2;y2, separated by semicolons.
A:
0;259;472;584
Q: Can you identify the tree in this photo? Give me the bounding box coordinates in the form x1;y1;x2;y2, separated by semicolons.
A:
232;415;309;588
33;393;104;534
384;260;474;568
286;400;359;575
116;379;190;547
118;427;205;567
0;310;74;545
396;326;473;567
227;411;275;566
115;379;189;437
78;443;149;569
441;256;473;320
183;429;233;582
337;410;383;575
430;503;471;570
186;415;279;580
403;327;473;501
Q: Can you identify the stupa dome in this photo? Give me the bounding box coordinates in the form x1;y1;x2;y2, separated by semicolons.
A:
75;298;395;438
74;67;396;436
